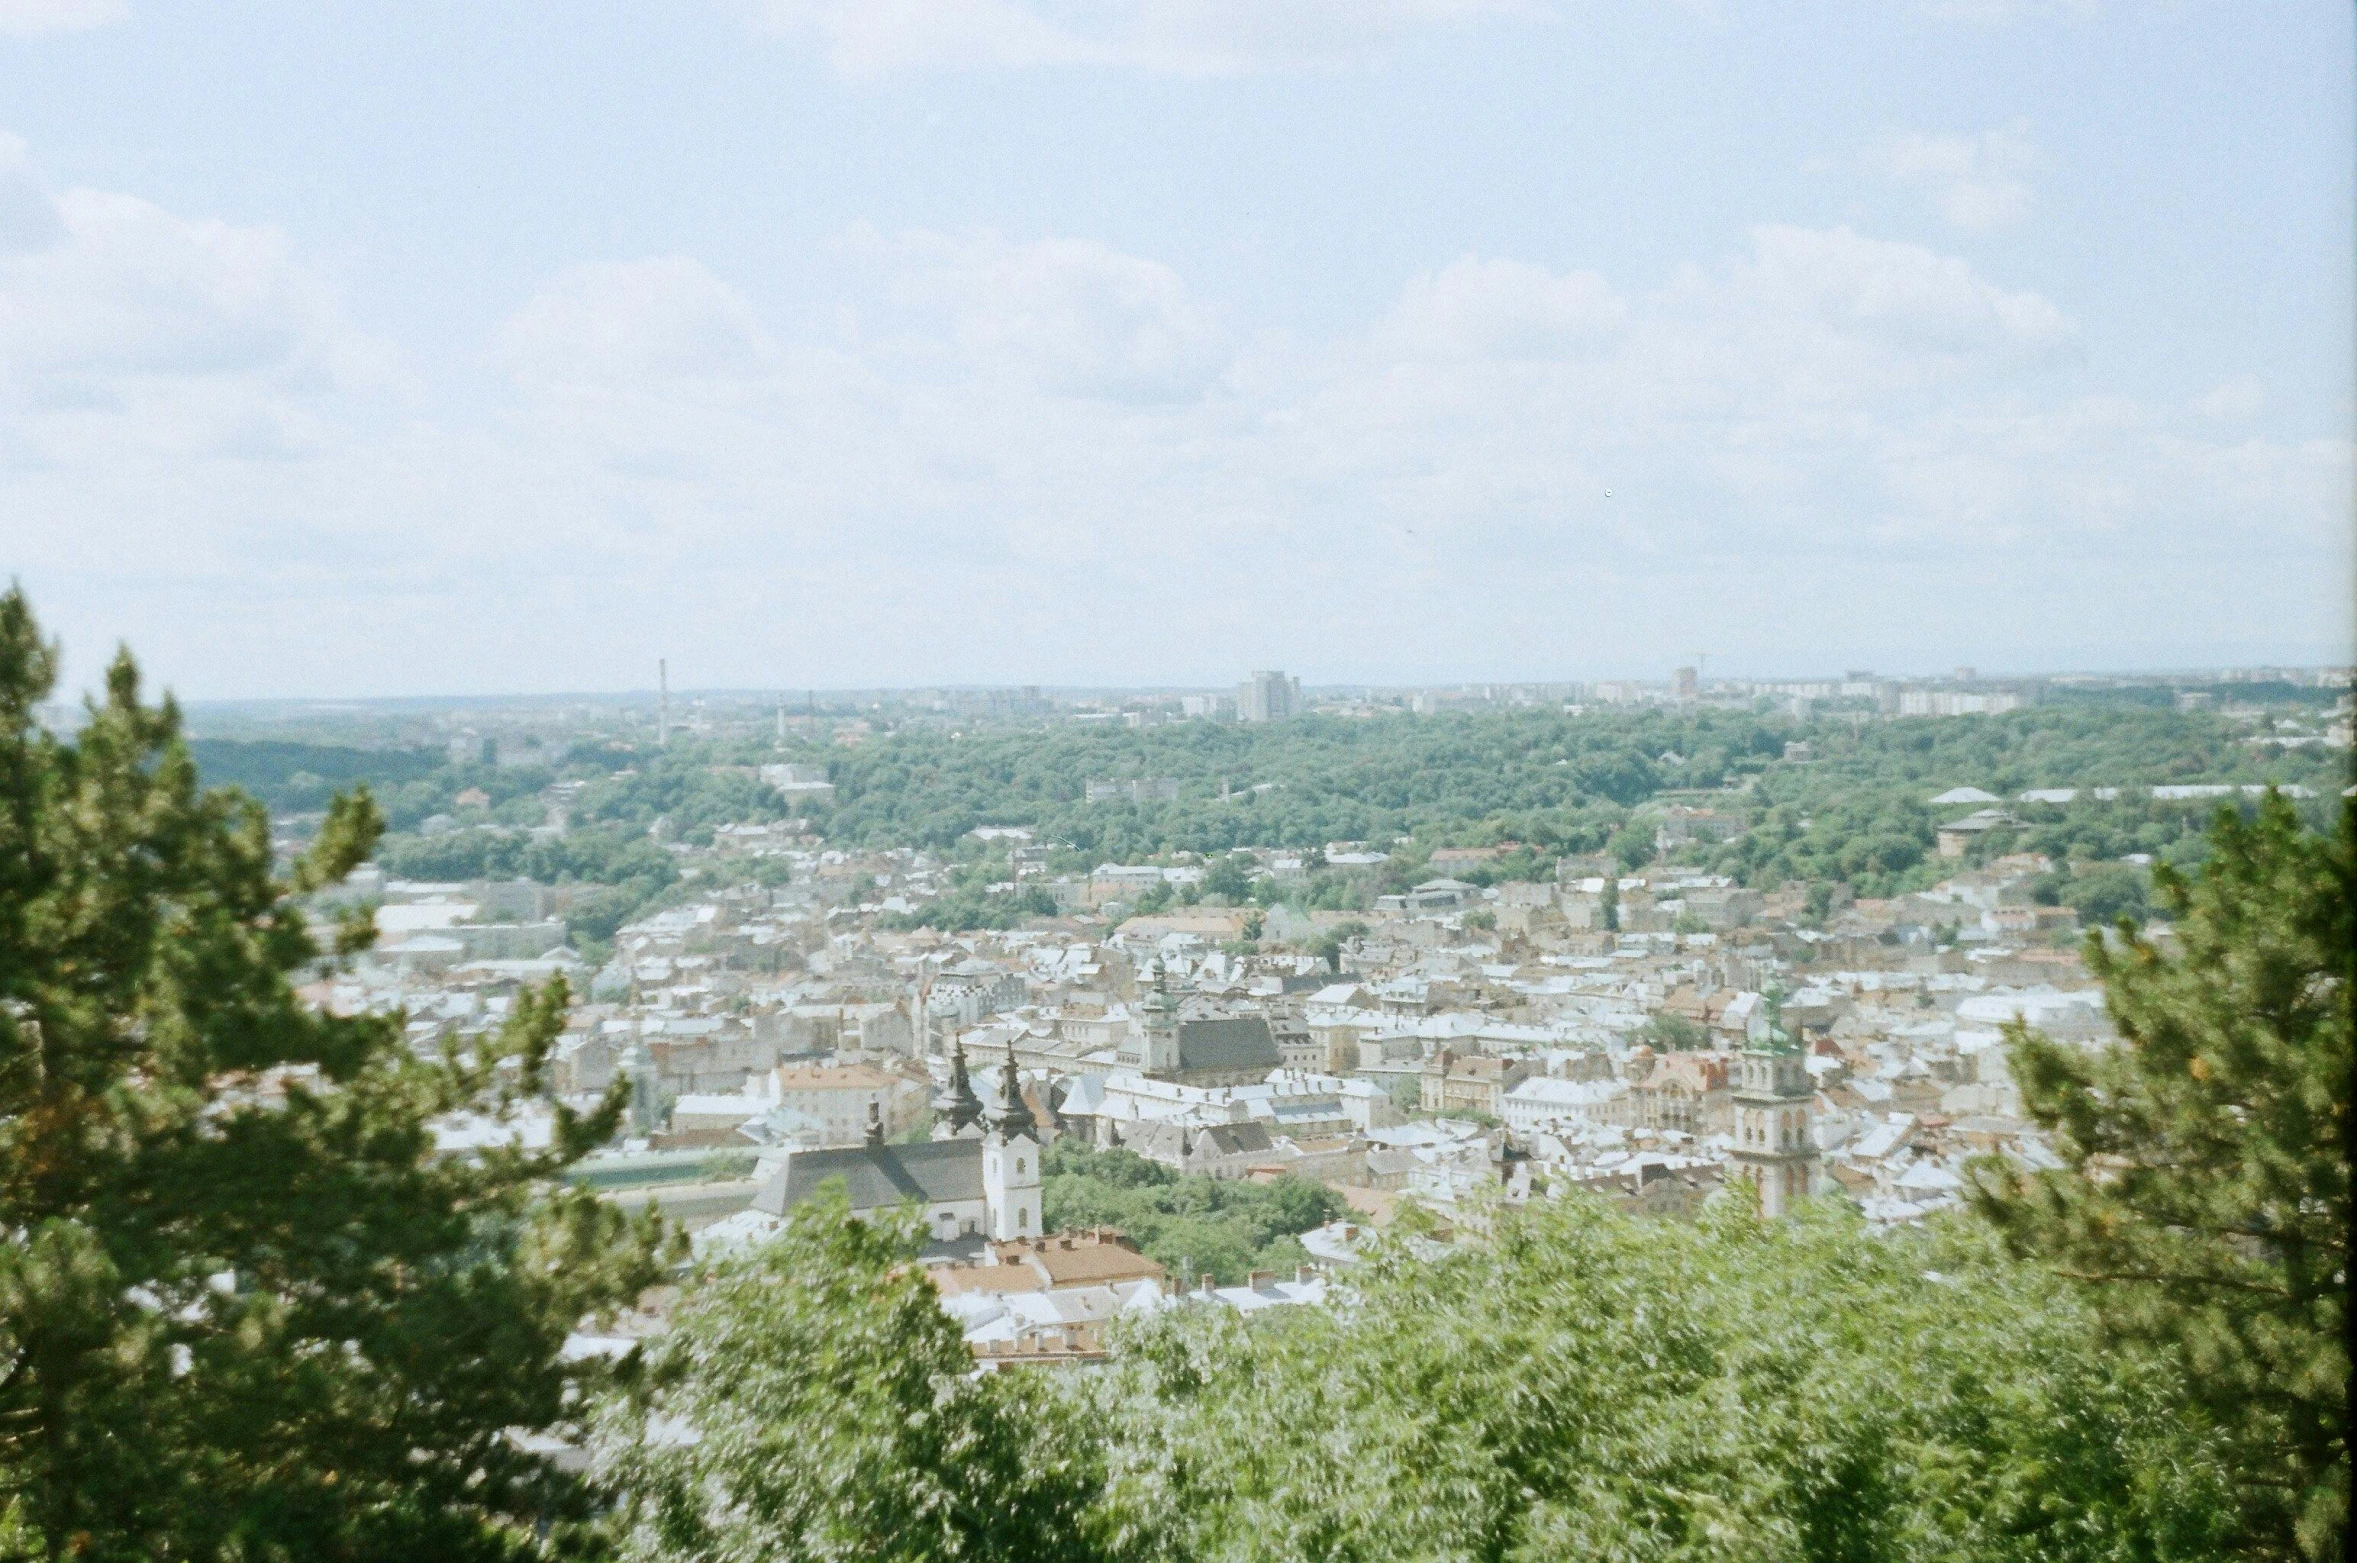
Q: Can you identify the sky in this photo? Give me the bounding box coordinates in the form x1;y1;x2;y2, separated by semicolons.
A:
2;0;2351;700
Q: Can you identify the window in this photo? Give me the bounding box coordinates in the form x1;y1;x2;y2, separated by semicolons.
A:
1015;1157;1025;1175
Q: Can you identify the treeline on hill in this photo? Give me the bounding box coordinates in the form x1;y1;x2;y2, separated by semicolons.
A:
183;737;635;830
185;738;446;816
188;703;2349;920
804;704;2343;862
374;827;686;944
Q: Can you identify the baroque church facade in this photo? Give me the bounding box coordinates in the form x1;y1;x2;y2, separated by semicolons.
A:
752;1036;1040;1254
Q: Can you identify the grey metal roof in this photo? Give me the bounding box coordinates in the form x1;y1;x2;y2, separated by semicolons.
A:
1177;1017;1281;1073
755;1138;985;1216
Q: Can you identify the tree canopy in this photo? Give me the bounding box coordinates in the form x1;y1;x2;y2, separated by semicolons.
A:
607;1189;2240;1563
0;590;665;1562
1971;793;2351;1561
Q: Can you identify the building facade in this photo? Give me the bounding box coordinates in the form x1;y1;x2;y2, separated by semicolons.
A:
1237;670;1302;723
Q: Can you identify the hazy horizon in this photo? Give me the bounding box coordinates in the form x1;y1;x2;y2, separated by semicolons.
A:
53;658;2343;723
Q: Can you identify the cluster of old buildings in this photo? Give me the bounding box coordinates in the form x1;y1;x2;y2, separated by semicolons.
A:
317;816;2120;1262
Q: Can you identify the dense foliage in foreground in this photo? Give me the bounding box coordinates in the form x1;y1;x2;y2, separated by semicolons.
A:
599;1193;2237;1563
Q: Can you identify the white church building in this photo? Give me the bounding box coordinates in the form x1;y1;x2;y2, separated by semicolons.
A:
740;1038;1041;1257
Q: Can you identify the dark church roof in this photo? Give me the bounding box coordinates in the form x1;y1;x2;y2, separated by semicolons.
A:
1194;1121;1275;1157
1177;1017;1282;1073
754;1138;984;1217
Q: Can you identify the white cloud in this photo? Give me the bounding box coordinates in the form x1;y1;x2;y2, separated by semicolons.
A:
0;0;124;39
0;134;65;251
0;140;390;493
2192;374;2265;422
1861;121;2039;230
858;226;1229;402
1713;223;2068;360
751;0;1538;78
1379;256;1625;360
498;258;775;388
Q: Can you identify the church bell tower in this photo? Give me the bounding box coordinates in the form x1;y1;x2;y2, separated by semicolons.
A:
1730;985;1818;1217
1138;962;1182;1079
981;1044;1041;1241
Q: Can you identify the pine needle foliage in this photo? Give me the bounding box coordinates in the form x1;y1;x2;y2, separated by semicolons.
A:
1969;792;2350;1561
0;590;669;1562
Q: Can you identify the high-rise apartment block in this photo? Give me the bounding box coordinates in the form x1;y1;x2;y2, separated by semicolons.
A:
1237;670;1302;722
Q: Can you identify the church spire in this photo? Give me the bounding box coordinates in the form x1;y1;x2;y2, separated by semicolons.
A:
935;1037;984;1136
985;1042;1036;1141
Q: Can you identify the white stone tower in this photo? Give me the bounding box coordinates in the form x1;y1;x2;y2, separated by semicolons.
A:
981;1045;1041;1241
1138;962;1182;1079
1730;985;1818;1217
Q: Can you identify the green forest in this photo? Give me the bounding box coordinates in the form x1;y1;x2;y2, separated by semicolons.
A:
174;702;2356;942
198;704;2346;914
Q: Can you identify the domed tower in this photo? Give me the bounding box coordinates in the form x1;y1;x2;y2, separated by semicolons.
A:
982;1044;1040;1241
1730;984;1817;1217
932;1037;985;1140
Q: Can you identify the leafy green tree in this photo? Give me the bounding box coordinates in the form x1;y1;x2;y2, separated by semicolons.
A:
1040;1142;1344;1285
1085;1197;2234;1563
592;1193;1111;1563
0;591;664;1562
1203;853;1254;902
1970;794;2350;1561
1608;818;1657;872
2061;860;2151;924
1633;1012;1708;1051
